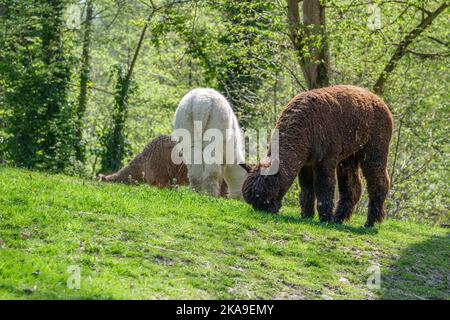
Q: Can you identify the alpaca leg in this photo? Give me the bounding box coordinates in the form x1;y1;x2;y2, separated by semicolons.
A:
202;164;222;197
359;146;390;227
298;165;315;218
313;160;337;223
219;179;228;197
187;164;203;193
360;163;390;227
223;164;246;199
332;156;362;224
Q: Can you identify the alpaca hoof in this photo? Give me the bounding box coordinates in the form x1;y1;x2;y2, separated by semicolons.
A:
319;216;332;224
364;222;375;228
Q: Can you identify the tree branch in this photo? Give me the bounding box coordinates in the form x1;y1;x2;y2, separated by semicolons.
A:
406;49;450;59
425;35;449;49
373;3;449;94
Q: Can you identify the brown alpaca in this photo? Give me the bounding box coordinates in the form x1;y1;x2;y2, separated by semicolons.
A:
240;85;393;227
99;135;189;187
99;135;228;195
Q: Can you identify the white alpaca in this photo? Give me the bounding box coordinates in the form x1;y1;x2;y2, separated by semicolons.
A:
172;88;247;198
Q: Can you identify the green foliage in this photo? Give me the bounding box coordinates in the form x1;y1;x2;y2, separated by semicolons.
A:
99;64;134;173
213;0;282;126
0;87;10;164
148;0;283;126
0;0;77;172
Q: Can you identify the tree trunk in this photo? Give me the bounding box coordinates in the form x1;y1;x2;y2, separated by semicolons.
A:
76;0;94;162
302;0;329;89
287;0;330;89
39;0;73;170
100;14;151;173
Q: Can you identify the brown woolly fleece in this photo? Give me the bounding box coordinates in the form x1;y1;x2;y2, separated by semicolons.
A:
99;135;189;187
241;85;393;227
99;135;228;196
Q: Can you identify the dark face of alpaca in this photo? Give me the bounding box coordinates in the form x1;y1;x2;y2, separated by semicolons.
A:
241;166;282;213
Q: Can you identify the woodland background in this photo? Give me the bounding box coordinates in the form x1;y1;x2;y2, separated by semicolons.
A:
0;0;448;224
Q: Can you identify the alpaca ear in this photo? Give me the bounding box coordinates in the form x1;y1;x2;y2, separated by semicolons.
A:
239;163;251;173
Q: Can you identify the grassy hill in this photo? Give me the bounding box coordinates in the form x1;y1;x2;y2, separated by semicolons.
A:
0;167;448;300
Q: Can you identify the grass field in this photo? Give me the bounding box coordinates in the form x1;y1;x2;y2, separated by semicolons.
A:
0;167;448;299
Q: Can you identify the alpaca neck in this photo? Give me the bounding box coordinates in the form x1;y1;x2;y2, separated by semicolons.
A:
273;135;310;198
277;159;304;198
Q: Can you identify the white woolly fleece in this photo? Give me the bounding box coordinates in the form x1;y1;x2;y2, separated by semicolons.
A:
172;88;246;198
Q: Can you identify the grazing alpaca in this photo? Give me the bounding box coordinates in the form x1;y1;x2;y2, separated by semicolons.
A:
173;88;247;198
99;135;189;187
240;85;393;227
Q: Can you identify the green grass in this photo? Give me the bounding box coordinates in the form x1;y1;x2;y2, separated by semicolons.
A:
0;167;448;300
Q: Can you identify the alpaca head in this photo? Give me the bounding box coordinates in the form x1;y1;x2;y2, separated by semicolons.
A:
98;173;117;183
98;174;109;182
240;161;282;213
